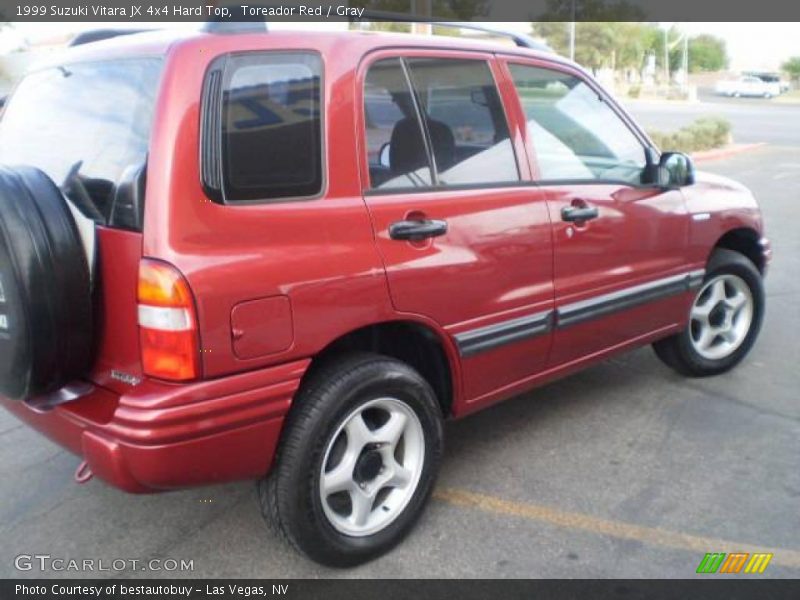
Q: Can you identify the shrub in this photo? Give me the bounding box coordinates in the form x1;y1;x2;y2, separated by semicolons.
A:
647;116;731;153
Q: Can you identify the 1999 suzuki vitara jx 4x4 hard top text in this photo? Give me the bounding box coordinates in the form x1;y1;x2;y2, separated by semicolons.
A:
0;24;769;566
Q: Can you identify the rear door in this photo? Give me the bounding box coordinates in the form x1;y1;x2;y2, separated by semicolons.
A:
358;50;554;407
503;59;696;368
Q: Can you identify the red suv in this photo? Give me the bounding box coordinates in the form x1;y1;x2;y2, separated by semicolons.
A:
0;26;769;566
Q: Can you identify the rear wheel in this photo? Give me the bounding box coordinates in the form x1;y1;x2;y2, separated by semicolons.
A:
653;248;764;376
259;352;443;567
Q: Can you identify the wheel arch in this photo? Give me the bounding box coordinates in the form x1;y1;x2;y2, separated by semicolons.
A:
711;227;766;274
301;319;462;418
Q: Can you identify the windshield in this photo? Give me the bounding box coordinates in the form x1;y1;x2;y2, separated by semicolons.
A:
0;58;162;228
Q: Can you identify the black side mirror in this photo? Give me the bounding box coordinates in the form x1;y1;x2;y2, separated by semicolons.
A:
652;151;695;188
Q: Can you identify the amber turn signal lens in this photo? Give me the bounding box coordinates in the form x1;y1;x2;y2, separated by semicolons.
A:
138;259;200;381
138;259;195;308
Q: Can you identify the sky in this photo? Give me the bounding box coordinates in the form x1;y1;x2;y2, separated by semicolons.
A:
1;21;798;71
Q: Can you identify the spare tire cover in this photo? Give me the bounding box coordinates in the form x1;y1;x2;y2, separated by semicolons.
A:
0;166;93;400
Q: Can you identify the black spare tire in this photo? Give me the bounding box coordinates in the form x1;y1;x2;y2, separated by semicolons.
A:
0;166;93;400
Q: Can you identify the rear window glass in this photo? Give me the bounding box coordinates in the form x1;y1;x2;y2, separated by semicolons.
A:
0;58;162;227
220;52;323;202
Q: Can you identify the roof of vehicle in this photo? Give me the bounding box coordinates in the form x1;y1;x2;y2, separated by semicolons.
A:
41;26;573;70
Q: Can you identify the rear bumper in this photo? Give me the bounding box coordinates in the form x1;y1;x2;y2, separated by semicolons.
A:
0;359;309;493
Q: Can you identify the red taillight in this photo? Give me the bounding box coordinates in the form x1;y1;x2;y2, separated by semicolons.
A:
137;259;199;381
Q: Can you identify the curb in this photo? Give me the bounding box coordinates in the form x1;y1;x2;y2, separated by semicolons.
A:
691;143;767;163
622;98;700;106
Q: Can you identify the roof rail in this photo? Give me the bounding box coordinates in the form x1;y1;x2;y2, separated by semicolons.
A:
434;21;552;52
352;12;552;52
68;29;153;47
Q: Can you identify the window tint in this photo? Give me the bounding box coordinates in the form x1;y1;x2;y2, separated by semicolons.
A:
364;58;432;189
406;58;519;186
221;52;322;201
509;64;646;183
0;59;161;227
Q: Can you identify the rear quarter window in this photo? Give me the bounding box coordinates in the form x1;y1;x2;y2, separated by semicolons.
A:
206;52;323;203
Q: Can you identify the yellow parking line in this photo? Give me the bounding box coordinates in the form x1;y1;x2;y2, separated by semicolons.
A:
434;487;800;569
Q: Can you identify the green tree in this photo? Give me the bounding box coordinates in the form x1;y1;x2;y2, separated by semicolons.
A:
783;56;800;82
614;22;660;71
349;21;412;33
689;34;728;72
532;21;661;73
670;34;728;73
532;22;616;70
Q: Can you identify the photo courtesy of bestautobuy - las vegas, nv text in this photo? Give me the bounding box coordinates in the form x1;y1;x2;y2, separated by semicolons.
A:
0;0;798;598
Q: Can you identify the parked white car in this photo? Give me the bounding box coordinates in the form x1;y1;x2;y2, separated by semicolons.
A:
715;76;781;98
745;72;791;93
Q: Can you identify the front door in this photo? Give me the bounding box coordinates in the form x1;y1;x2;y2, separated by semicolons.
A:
358;51;554;406
504;60;696;367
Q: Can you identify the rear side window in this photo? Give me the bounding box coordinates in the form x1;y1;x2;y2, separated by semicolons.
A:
364;58;432;189
406;58;519;186
213;52;323;203
363;56;519;191
0;58;162;229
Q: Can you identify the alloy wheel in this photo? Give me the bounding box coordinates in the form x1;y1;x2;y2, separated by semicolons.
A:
689;274;754;360
319;397;425;537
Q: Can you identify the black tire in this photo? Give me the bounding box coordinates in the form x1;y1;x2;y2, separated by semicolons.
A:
0;166;93;400
258;352;444;567
653;248;764;377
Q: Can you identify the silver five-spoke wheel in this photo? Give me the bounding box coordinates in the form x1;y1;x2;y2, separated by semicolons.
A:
689;274;754;361
320;397;425;537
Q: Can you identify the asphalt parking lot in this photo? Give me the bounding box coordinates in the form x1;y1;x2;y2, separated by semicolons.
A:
627;92;800;146
1;100;798;579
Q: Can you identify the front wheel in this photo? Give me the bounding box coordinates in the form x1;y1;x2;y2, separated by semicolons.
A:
653;248;764;377
259;352;443;567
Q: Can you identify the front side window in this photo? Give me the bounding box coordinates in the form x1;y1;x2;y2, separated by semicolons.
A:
509;64;647;183
220;52;322;202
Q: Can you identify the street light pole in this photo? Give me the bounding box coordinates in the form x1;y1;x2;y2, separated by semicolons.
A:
683;33;689;89
569;21;575;61
569;0;576;61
